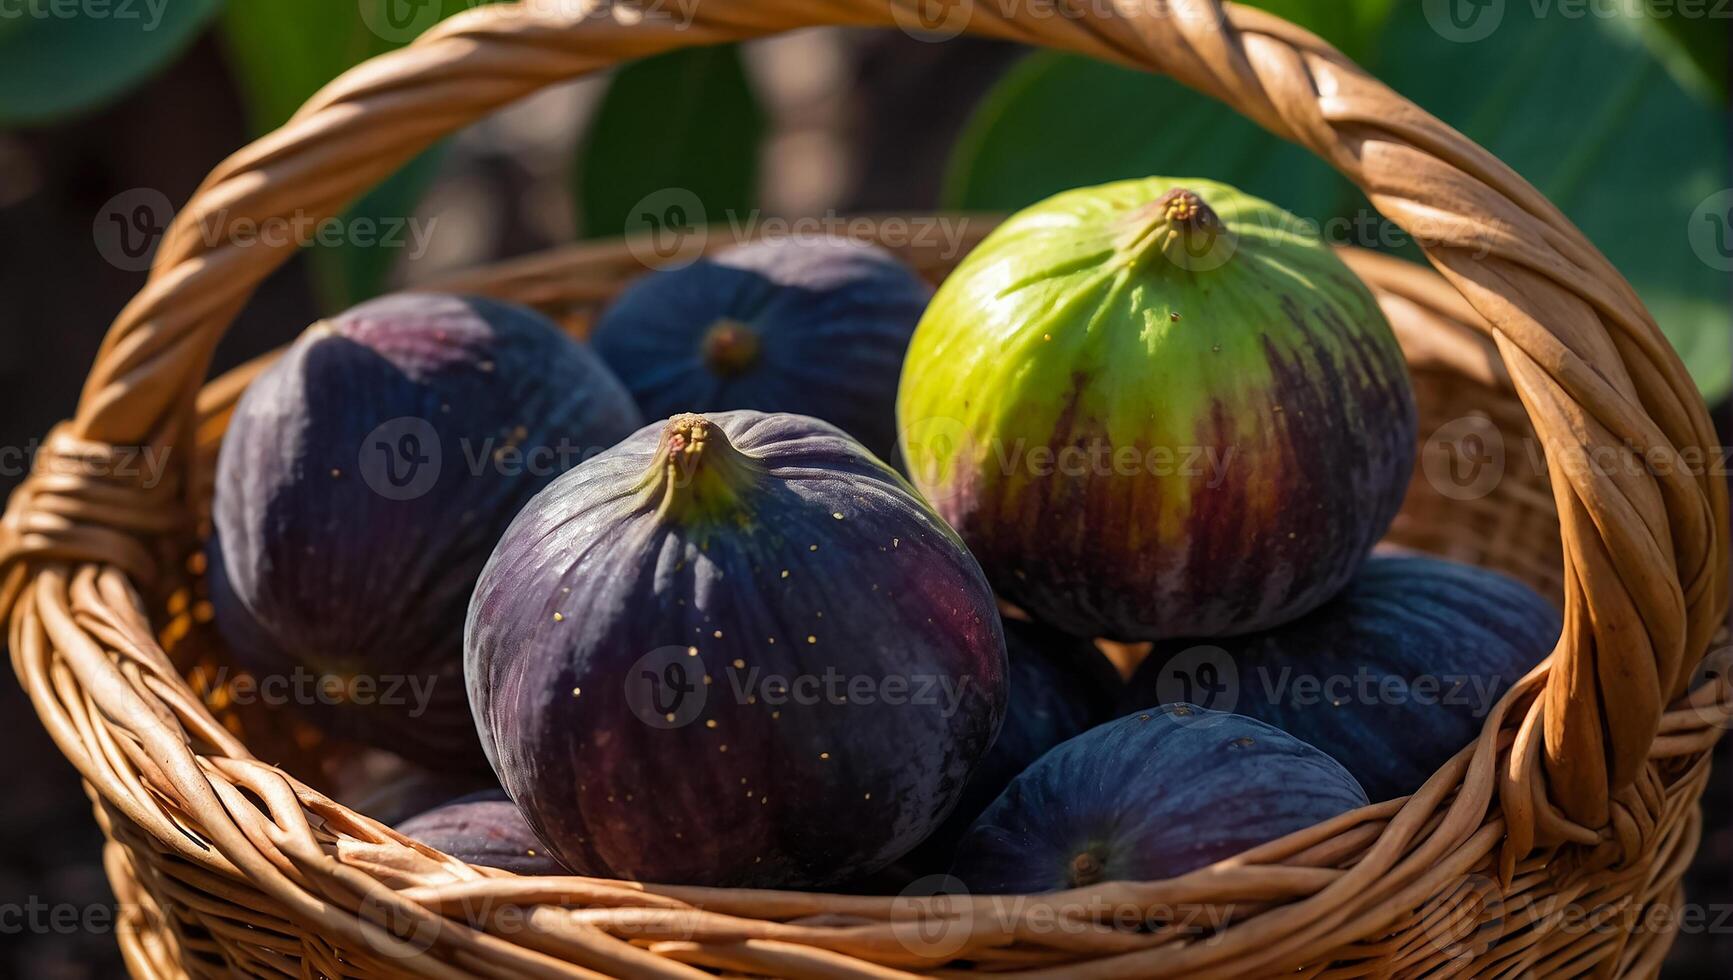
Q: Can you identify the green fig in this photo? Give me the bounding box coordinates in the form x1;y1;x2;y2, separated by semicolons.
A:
897;177;1416;640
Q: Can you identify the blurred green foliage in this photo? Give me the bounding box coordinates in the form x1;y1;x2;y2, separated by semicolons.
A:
944;0;1731;400
0;0;222;123
217;1;509;308
574;45;765;240
3;0;1724;396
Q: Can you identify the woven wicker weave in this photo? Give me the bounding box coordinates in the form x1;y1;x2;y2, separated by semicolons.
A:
2;2;1729;977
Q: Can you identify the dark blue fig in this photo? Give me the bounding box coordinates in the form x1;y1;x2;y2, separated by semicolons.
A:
591;237;931;463
349;766;504;828
465;410;1007;888
908;618;1121;866
395;790;567;875
1123;555;1561;801
208;293;642;769
951;705;1369;893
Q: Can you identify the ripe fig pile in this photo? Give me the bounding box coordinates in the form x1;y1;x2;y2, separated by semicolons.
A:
204;173;1553;894
950;705;1369;893
207;293;641;767
1124;555;1560;801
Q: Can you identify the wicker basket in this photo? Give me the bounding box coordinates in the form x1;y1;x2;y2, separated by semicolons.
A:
3;2;1729;977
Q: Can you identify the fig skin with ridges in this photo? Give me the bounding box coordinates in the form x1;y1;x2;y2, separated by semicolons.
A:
1123;554;1562;801
395;790;568;875
207;293;643;769
950;704;1369;893
592;236;932;464
908;617;1122;867
465;410;1007;889
897;178;1417;641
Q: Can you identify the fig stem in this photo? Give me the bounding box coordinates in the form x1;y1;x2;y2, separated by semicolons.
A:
702;319;761;378
1118;188;1236;271
639;414;764;525
1069;850;1107;888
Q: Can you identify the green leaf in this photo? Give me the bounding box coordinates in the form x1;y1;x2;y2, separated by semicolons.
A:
940;0;1399;221
941;52;1355;225
219;0;506;132
1636;0;1727;103
218;0;489;307
1251;0;1400;60
0;0;224;124
575;45;765;240
1376;4;1730;400
219;0;391;132
307;144;448;311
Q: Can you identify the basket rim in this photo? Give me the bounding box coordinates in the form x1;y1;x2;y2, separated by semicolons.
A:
2;2;1728;976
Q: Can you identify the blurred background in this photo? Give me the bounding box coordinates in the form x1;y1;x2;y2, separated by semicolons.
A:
0;1;1727;976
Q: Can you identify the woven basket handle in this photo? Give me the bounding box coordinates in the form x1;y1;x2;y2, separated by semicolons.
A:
14;0;1727;840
